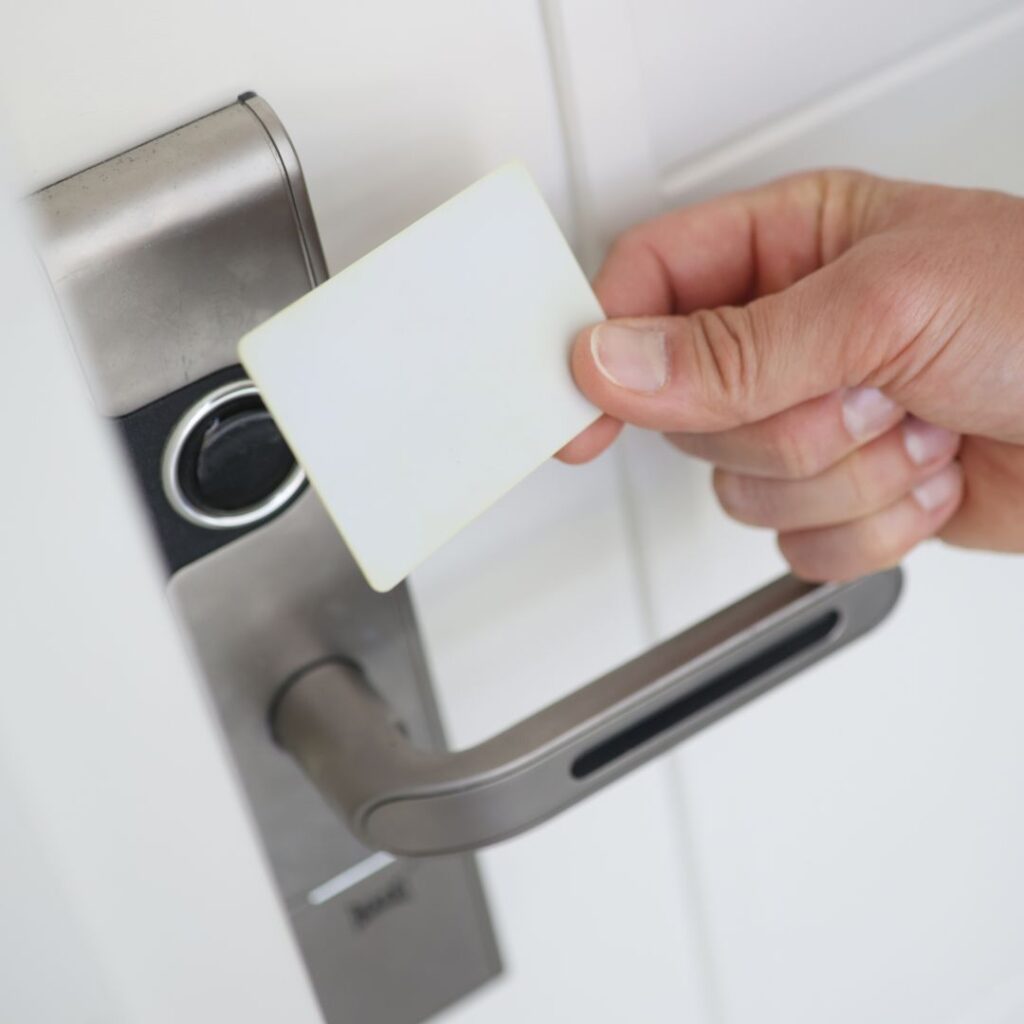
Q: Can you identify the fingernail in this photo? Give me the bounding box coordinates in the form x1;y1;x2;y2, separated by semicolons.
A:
590;323;668;393
841;387;900;441
913;464;961;512
902;417;958;466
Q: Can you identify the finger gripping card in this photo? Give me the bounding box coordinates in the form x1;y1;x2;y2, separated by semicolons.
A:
239;164;602;592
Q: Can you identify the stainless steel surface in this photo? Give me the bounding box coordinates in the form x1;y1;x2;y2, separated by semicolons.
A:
241;95;329;287
274;569;903;856
30;95;326;416
161;378;306;529
33;95;500;1024
168;490;444;899
170;491;501;1021
290;854;499;1023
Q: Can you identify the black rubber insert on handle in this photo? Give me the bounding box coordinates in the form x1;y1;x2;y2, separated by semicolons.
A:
570;611;840;779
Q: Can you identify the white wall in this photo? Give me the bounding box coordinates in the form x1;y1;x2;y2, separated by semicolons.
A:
0;188;323;1023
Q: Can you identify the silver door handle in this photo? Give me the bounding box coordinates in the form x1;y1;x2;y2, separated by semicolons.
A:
272;568;902;856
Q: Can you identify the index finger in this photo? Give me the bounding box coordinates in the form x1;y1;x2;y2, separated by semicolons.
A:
556;169;886;463
595;168;883;318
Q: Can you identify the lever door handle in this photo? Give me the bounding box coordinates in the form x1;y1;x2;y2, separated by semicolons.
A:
272;569;902;856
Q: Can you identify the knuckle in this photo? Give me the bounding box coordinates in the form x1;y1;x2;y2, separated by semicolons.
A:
844;452;881;510
769;421;826;479
821;166;870;192
713;469;762;523
856;512;908;568
711;467;737;509
687;306;760;423
776;534;830;582
605;227;645;265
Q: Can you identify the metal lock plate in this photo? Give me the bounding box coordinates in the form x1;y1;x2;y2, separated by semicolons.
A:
30;94;500;1024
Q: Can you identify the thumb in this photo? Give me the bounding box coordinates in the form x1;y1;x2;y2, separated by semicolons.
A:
571;257;885;433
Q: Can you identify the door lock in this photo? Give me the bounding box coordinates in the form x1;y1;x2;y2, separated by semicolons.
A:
30;93;500;1024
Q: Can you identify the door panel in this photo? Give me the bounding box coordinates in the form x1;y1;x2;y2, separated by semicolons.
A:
627;0;1009;171
561;8;1024;1023
0;0;572;250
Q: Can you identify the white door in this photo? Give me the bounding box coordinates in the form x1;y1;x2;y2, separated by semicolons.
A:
3;2;1024;1022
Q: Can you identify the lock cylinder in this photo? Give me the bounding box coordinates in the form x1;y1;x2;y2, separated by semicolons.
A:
162;378;305;529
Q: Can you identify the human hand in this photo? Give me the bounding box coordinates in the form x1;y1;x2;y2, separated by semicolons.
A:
559;170;1024;580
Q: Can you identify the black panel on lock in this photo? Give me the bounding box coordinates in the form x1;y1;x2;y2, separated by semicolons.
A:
118;365;306;573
